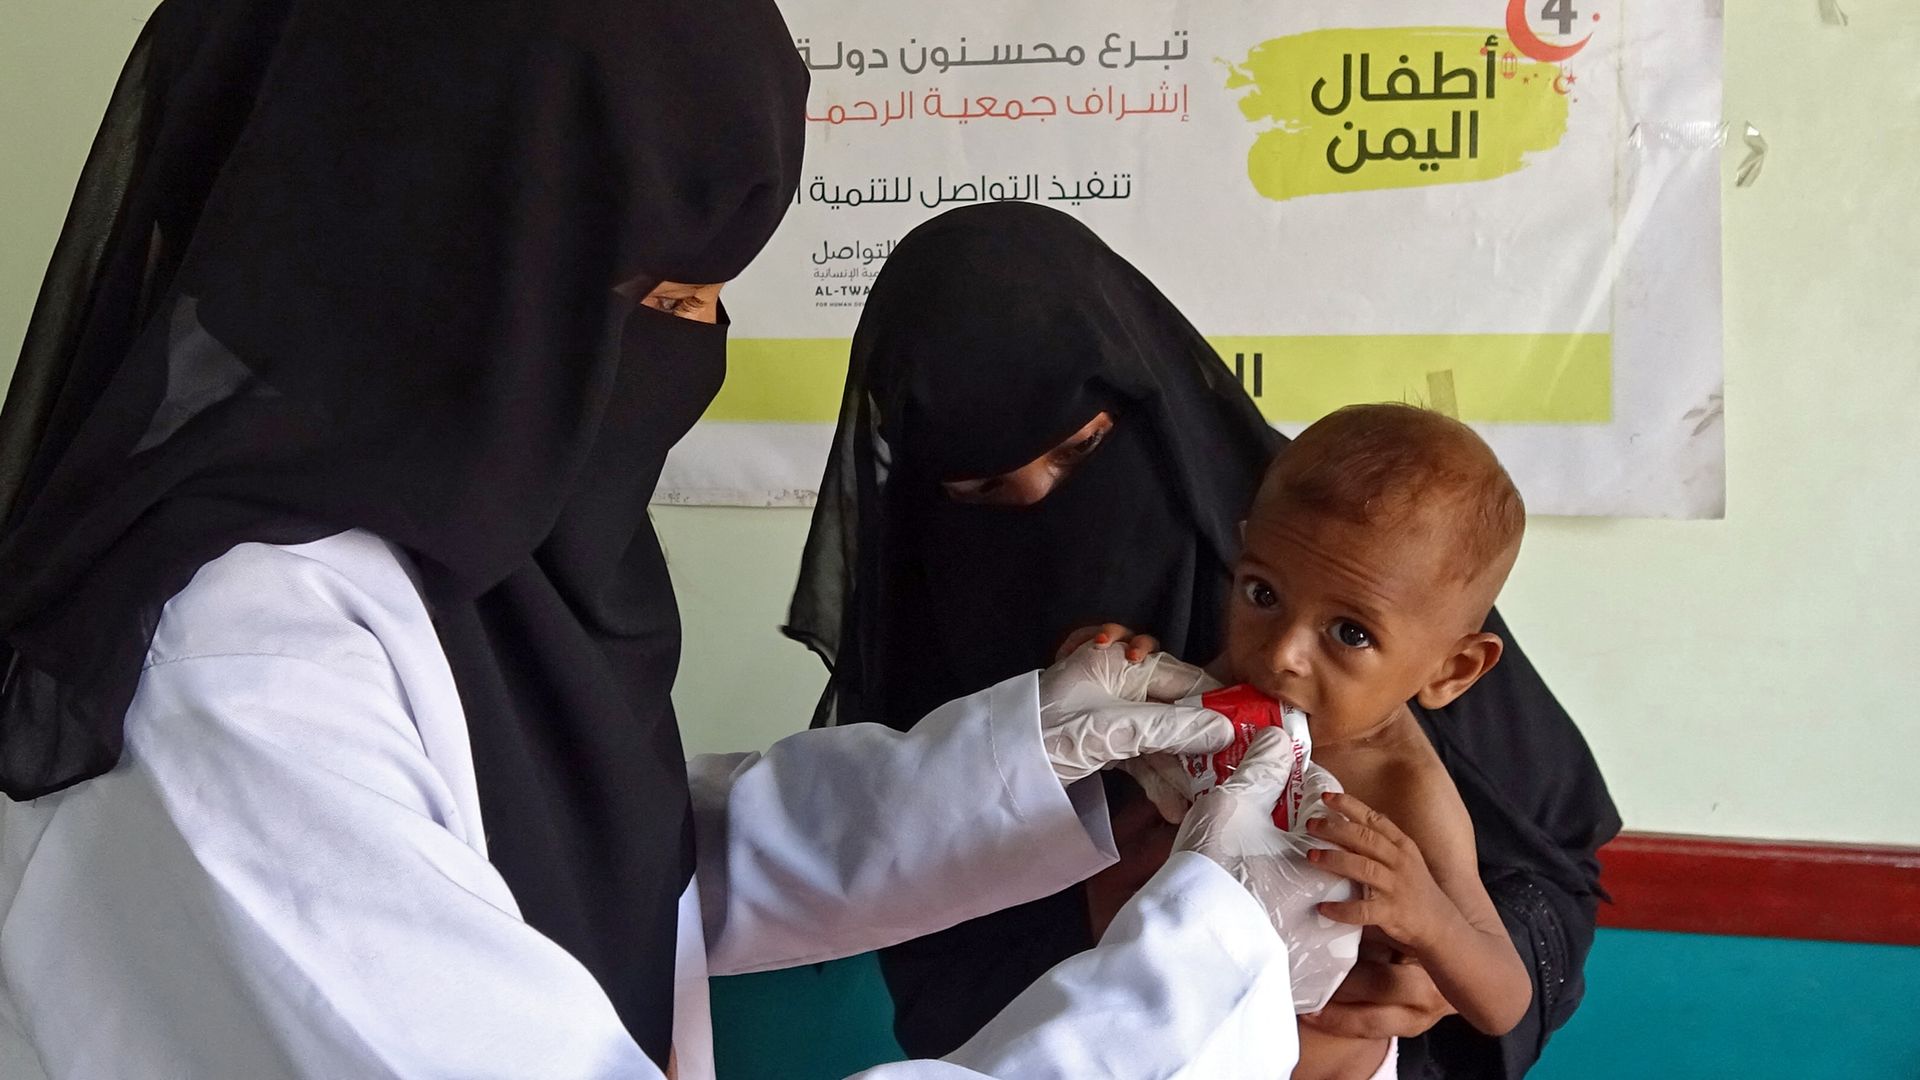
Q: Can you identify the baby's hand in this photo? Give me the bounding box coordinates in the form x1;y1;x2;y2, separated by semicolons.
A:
1306;792;1463;956
1056;623;1160;664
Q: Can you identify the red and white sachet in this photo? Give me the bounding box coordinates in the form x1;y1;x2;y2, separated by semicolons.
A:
1176;684;1361;1014
1177;684;1317;829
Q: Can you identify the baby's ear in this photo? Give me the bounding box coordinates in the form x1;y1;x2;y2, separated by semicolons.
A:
1415;633;1504;710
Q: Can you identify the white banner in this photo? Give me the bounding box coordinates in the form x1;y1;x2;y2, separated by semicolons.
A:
658;0;1725;517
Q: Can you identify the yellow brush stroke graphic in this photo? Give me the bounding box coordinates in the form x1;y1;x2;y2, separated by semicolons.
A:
1224;28;1569;200
709;334;1610;425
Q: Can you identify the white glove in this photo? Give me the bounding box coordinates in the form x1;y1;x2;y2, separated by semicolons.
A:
1173;728;1362;1013
1111;668;1225;824
1038;642;1232;784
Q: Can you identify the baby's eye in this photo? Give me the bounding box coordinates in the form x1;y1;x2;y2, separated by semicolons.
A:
1239;577;1279;610
1332;620;1374;649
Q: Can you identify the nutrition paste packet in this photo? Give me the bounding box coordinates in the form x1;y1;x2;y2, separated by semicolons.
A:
1176;683;1360;1013
1177;683;1317;829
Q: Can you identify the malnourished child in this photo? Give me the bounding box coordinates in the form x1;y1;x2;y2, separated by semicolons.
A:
1079;403;1533;1080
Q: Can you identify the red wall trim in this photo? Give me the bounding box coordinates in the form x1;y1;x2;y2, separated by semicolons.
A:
1597;832;1920;945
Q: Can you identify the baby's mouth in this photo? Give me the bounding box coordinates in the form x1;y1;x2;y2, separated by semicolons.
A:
1269;690;1310;719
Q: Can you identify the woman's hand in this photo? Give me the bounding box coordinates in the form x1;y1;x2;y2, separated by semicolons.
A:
1036;641;1230;783
1056;623;1160;663
1053;626;1225;822
1300;951;1456;1040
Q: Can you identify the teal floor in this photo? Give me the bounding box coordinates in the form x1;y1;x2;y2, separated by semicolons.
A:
710;931;1920;1078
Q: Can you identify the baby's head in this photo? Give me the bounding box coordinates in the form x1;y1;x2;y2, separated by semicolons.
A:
1226;403;1524;740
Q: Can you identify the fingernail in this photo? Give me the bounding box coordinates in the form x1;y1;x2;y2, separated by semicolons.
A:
1308;849;1323;862
1095;634;1111;644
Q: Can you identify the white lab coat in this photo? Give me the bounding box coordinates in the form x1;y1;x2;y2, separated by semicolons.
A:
0;530;1297;1079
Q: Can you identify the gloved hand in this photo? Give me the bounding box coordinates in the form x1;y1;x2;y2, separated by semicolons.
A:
1038;641;1231;783
1173;728;1361;1013
1050;625;1224;822
1117;751;1212;825
1112;662;1224;825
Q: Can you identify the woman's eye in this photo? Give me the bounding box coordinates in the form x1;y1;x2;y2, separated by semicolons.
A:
1239;578;1278;610
1061;429;1105;461
648;294;705;316
1332;620;1373;649
942;476;1003;503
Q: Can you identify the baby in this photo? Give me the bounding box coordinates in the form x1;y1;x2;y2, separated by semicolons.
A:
1078;403;1531;1080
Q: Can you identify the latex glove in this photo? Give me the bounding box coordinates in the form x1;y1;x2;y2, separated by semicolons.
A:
1038;641;1231;783
1117;753;1208;825
1174;728;1362;1013
1112;667;1224;824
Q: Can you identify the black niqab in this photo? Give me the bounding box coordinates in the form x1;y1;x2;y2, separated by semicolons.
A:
785;201;1278;730
0;0;806;1065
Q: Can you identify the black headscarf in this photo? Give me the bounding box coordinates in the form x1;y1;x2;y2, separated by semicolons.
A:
786;202;1620;1075
784;201;1278;730
0;0;805;1065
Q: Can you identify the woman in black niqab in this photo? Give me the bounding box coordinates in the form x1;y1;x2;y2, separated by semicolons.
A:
0;0;804;1065
785;202;1278;733
786;202;1621;1077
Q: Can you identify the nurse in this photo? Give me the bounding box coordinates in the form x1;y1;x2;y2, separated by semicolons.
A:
0;2;1304;1078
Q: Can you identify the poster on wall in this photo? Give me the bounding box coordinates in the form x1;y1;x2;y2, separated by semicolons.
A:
658;0;1725;518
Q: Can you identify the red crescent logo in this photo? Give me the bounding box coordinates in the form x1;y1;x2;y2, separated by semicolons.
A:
1506;0;1593;63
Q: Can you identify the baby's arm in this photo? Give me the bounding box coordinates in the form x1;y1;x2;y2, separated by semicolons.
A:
1307;775;1531;1035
